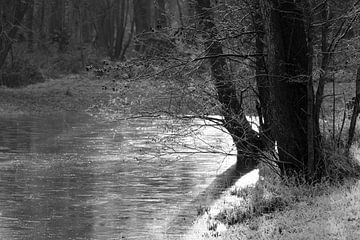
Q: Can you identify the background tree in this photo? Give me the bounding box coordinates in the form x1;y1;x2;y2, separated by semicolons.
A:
25;0;35;52
90;0;133;60
154;0;167;29
0;0;31;69
133;0;152;52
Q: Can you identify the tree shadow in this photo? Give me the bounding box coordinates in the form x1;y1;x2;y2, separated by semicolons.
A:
166;162;257;237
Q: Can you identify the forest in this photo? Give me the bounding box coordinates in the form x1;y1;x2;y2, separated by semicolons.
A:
2;0;360;239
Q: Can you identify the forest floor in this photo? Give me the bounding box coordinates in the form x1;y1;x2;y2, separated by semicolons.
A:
1;72;360;240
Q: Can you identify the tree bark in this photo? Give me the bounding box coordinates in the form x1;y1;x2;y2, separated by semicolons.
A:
196;0;261;169
263;0;322;178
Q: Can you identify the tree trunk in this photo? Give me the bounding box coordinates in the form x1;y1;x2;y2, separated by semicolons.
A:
263;0;322;178
253;0;273;148
80;1;91;43
49;0;67;52
196;0;261;169
133;0;152;52
37;0;46;49
0;1;30;69
155;0;167;29
314;1;330;138
91;0;132;60
49;0;63;35
346;66;360;151
26;0;35;52
176;0;184;27
113;0;132;60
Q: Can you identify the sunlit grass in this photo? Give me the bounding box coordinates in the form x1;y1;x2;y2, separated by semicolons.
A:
219;179;360;240
194;158;360;240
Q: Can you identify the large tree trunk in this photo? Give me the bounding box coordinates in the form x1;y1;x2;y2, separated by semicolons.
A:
195;0;261;169
264;0;322;178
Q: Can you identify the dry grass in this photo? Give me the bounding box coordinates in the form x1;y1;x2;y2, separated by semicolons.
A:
195;155;360;240
218;179;360;240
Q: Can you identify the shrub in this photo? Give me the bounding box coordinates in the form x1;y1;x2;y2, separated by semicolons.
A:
0;59;45;88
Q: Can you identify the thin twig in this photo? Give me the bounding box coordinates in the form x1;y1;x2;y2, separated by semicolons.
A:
192;53;265;61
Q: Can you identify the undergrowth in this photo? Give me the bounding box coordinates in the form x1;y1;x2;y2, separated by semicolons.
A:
207;139;360;239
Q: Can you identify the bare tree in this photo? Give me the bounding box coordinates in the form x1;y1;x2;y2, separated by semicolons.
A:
195;0;261;169
0;0;31;69
25;0;35;51
133;0;152;52
89;0;134;60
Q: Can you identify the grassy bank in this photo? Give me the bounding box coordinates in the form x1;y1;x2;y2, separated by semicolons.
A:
202;179;360;240
0;58;214;118
186;152;360;240
0;73;107;115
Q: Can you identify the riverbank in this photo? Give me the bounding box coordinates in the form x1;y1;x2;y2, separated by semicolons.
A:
182;159;360;240
0;68;209;119
0;73;108;115
0;72;159;117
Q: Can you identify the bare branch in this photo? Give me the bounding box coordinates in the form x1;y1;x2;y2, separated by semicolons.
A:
192;53;265;62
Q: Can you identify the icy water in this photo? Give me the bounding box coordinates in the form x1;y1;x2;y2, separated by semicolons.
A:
0;113;237;240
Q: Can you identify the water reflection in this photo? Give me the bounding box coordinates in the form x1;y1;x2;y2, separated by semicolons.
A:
0;114;236;239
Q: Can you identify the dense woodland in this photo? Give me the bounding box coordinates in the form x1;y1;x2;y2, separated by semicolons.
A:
2;0;360;183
